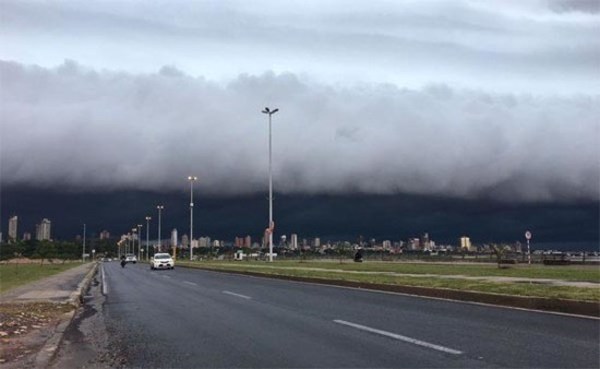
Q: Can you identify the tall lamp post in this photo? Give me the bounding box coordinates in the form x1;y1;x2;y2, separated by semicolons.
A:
132;227;137;256
188;176;198;261
157;205;164;252
82;223;86;262
137;224;142;261
145;216;151;260
262;107;279;262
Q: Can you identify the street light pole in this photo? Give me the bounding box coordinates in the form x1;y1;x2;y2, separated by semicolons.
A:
262;107;279;262
188;176;198;261
157;205;164;252
145;216;151;260
82;223;86;262
137;224;142;261
131;227;137;256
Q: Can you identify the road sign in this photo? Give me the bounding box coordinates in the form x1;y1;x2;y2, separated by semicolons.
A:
525;231;532;240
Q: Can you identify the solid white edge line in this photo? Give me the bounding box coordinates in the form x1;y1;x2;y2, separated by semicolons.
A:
334;319;463;355
101;265;108;295
223;290;251;299
183;281;198;286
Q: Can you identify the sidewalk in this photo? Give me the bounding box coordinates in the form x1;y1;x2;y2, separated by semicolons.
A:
0;262;98;368
1;262;97;305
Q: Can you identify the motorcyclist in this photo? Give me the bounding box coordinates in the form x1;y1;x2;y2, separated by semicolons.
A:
121;255;126;268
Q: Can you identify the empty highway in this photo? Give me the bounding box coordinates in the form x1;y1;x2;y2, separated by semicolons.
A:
100;261;599;368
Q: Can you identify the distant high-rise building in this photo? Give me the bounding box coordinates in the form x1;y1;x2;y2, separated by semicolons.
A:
8;216;18;242
36;218;51;241
409;238;420;250
313;237;321;248
382;240;392;250
460;236;471;250
181;234;189;248
99;230;111;240
23;232;32;241
171;229;178;247
198;236;211;247
290;234;298;250
244;235;251;248
420;233;430;250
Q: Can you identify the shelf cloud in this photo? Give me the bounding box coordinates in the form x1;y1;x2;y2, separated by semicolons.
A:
1;60;598;202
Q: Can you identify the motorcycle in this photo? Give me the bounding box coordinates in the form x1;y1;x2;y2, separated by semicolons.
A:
121;259;126;268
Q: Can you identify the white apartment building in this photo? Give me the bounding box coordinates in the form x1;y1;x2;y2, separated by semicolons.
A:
36;218;51;241
8;216;18;241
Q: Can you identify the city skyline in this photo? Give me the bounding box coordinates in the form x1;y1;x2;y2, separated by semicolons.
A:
2;187;597;249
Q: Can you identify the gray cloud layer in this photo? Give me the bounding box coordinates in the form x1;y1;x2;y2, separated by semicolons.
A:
1;0;598;94
1;60;598;202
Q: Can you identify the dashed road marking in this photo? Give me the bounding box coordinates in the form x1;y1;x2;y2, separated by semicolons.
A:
184;281;198;286
333;319;463;355
223;291;251;300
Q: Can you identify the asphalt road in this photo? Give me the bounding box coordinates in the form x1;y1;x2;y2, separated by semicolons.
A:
101;261;599;368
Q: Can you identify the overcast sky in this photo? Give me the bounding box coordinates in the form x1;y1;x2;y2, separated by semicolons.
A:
1;0;599;203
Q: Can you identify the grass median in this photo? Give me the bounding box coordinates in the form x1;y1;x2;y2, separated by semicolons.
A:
178;260;600;302
0;261;83;294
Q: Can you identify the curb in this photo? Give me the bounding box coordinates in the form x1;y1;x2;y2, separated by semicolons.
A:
34;262;99;368
68;262;99;307
180;265;600;318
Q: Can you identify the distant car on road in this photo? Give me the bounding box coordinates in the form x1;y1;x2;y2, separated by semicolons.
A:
125;254;137;264
150;253;174;270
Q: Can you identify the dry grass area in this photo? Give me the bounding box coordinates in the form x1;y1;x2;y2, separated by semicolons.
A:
0;302;74;364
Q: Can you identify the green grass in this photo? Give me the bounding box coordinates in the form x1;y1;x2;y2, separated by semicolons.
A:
179;260;600;302
196;259;600;282
0;261;83;293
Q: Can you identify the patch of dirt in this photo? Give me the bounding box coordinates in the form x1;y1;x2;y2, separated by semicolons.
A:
0;302;73;364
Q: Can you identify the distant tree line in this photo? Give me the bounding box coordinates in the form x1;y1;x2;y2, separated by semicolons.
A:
0;238;119;263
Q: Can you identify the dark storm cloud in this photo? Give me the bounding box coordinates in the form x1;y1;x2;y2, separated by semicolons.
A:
1;60;598;202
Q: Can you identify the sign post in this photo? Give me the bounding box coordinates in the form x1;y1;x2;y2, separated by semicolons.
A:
525;231;532;265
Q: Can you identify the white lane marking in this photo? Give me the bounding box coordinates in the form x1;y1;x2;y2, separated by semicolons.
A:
101;265;108;295
162;275;171;279
333;319;463;355
223;291;251;300
184;281;198;286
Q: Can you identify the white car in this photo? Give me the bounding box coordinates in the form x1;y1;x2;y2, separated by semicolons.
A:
125;254;137;263
151;253;175;270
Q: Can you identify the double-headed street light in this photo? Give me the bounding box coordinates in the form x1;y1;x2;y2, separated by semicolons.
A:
188;176;198;261
157;205;164;251
262;107;279;262
145;216;151;260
